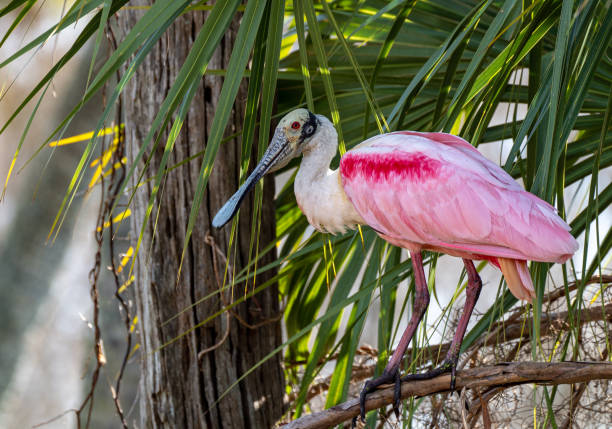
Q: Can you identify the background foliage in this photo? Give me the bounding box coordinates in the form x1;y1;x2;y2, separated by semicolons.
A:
1;0;611;426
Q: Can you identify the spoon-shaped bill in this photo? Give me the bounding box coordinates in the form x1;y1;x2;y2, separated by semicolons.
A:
211;164;265;228
212;130;294;228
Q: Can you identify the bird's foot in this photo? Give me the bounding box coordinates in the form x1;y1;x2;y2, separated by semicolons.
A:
354;368;401;426
436;357;459;392
400;356;459;392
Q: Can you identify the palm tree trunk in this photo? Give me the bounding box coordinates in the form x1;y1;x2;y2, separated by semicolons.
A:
118;5;284;428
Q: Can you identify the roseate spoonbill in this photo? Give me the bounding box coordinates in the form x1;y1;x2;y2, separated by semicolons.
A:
212;108;579;420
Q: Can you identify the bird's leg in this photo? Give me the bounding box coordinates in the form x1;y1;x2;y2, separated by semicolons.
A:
444;259;482;390
401;258;482;391
358;251;430;423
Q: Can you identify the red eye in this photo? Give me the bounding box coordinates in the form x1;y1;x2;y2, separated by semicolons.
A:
291;121;301;130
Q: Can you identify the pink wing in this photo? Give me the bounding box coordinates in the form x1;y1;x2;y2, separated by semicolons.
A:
340;132;578;264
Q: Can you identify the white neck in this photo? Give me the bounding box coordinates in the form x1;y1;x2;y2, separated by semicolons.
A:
294;117;365;234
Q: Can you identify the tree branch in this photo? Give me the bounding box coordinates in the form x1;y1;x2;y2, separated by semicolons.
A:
282;362;612;429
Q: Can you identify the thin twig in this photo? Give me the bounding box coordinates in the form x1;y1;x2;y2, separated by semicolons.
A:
476;388;492;429
285;345;379;367
459;387;469;429
286;365;375;406
467;386;505;427
560;349;609;429
205;232;283;330
32;409;78;428
428;393;447;429
545;275;611;304
198;311;231;359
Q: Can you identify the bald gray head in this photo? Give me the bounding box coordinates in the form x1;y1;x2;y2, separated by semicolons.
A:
212;108;320;228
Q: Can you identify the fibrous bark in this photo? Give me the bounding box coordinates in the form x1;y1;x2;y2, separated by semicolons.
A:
118;5;284;428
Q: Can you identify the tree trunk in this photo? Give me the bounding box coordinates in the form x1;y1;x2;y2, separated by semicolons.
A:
118;5;284;428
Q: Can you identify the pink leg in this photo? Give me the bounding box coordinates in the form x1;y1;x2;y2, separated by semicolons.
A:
385;251;430;372
401;258;482;389
358;251;430;422
446;259;482;362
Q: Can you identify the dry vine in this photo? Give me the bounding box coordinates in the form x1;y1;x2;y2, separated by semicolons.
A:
73;23;132;428
105;23;132;429
74;109;108;429
205;231;284;334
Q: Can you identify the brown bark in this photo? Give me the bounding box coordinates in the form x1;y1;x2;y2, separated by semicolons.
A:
118;5;284;428
283;362;612;429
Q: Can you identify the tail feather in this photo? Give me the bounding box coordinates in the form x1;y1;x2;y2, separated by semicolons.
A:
498;258;535;301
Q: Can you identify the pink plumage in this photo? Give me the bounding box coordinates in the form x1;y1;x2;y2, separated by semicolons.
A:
340;131;578;301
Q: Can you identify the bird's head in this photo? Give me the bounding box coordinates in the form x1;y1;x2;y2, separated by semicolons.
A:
268;108;320;171
212;108;320;228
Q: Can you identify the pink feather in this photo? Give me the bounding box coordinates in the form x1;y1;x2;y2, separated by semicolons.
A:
340;132;578;301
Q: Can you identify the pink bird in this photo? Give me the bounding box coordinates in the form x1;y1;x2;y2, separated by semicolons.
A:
213;108;579;420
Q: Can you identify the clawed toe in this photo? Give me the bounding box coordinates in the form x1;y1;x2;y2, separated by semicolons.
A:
355;358;459;425
400;357;459;392
439;357;459;393
449;360;458;393
358;379;373;423
358;369;402;423
392;372;401;417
